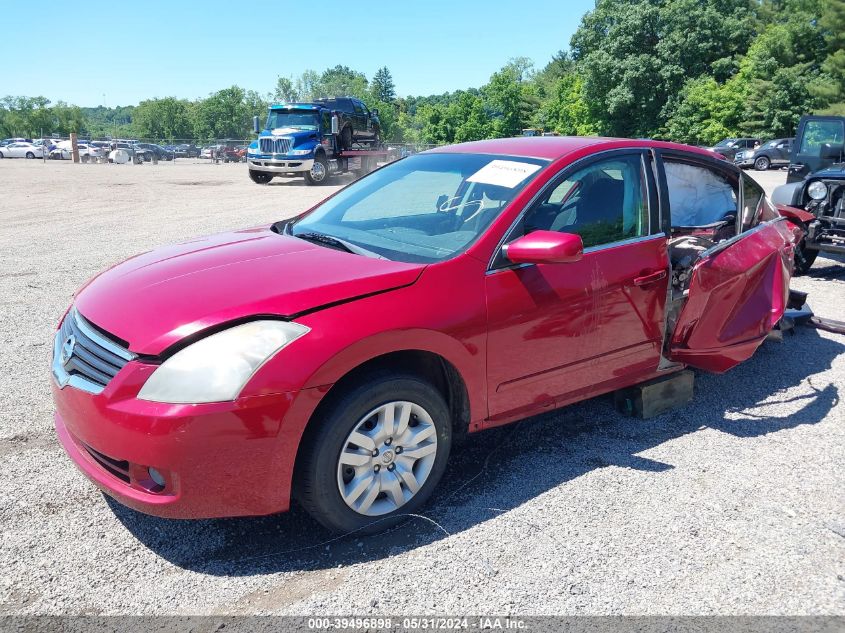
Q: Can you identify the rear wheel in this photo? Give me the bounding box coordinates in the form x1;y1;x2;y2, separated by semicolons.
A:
249;170;273;185
754;156;770;171
0;151;4;158
26;152;35;159
304;155;329;185
295;373;452;534
340;125;353;150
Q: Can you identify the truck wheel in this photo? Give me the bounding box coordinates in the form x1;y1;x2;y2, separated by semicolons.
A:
295;372;452;534
754;156;770;171
341;126;353;150
304;155;329;185
249;170;273;185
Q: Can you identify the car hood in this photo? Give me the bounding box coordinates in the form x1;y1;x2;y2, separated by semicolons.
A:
74;227;425;355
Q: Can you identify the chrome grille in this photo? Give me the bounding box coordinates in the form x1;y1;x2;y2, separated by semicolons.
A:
259;137;292;154
52;309;135;394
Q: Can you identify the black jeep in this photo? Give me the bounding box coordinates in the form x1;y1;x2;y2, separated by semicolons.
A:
772;115;845;273
313;97;381;149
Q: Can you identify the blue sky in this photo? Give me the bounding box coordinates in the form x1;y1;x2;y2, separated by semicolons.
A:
0;0;594;107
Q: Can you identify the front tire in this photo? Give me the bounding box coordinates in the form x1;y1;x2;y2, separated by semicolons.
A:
304;155;329;185
295;373;452;534
754;156;770;171
249;169;273;184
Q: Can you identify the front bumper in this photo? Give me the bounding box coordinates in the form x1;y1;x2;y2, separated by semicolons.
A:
735;157;754;167
52;363;298;519
247;158;313;173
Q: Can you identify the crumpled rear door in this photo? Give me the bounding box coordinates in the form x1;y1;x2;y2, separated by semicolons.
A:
668;218;797;373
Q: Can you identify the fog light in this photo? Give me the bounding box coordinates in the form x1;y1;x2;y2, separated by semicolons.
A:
148;467;166;487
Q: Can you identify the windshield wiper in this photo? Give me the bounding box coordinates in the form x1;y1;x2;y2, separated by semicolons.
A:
294;231;384;259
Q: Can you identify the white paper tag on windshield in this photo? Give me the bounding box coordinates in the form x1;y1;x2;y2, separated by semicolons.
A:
467;160;542;188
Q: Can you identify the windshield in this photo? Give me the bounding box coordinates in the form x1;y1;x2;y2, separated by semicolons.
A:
715;138;737;147
291;152;549;263
267;110;318;131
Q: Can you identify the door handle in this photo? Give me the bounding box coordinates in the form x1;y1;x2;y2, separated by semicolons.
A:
633;270;667;286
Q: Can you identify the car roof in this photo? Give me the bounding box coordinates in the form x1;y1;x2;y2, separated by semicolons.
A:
426;136;719;161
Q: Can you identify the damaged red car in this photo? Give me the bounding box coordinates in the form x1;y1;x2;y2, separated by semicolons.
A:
52;137;798;534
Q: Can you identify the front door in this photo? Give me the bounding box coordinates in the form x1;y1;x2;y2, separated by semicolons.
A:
485;151;669;425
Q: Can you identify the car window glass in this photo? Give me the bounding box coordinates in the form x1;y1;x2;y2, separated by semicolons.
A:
664;160;738;227
522;154;649;248
343;170;464;220
741;177;765;230
353;102;364;114
800;120;845;155
293;153;547;263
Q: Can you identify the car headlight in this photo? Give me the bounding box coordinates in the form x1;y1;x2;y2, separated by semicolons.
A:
808;181;827;200
289;148;313;156
137;320;309;404
247;145;261;156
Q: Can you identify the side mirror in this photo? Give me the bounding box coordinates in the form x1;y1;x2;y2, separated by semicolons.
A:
331;115;340;135
253;116;260;134
372;108;379;117
503;230;584;265
820;143;843;160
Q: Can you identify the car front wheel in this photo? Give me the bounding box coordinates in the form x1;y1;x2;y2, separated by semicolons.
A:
754;156;770;171
296;373;452;534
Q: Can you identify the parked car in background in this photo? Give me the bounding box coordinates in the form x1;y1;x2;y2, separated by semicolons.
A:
772;115;845;273
1;137;32;147
735;138;794;170
90;141;112;154
0;141;43;158
313;96;381;148
217;145;243;163
705;137;761;161
48;142;105;162
52;137;797;534
200;146;214;159
173;143;201;158
133;143;174;162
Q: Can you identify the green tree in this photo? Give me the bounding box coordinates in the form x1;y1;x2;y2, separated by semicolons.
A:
483;61;532;138
371;67;397;103
571;0;758;137
315;65;369;99
448;92;492;142
813;0;845;112
133;97;193;140
540;74;597;136
273;76;300;102
193;86;252;140
52;102;87;136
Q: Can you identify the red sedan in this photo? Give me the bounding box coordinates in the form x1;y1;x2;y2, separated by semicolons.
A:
52;137;797;533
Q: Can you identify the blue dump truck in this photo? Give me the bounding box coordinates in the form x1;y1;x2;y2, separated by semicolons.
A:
247;102;388;185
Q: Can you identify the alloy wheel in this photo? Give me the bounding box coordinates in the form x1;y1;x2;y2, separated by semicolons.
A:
336;401;438;516
310;160;327;182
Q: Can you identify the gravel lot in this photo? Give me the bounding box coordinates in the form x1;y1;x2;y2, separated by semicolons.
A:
1;159;843;615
